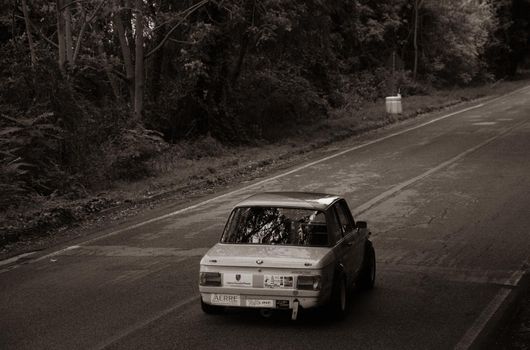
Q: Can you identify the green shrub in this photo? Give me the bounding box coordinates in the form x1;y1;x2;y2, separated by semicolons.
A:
234;70;328;141
101;127;167;181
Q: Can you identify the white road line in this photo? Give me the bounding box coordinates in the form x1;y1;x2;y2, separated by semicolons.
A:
0;251;36;267
26;104;492;263
454;288;512;350
91;295;199;350
37;84;530;349
352;120;528;216
7;84;530;266
454;265;528;350
378;264;525;287
505;269;526;287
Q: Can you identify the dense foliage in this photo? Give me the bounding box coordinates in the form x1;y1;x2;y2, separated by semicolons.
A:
1;0;529;209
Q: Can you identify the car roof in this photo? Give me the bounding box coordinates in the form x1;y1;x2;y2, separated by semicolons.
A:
235;192;342;211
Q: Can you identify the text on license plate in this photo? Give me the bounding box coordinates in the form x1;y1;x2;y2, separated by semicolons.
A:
245;299;274;308
210;294;240;306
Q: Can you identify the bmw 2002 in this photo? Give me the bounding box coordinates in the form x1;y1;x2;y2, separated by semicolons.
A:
199;192;376;320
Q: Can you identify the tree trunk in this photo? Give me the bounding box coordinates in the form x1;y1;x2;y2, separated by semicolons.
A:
72;2;86;65
149;0;168;101
56;0;66;72
114;2;135;105
134;0;144;121
149;30;165;102
413;0;422;80
73;0;107;65
97;41;121;101
230;33;249;86
64;0;73;64
21;0;36;68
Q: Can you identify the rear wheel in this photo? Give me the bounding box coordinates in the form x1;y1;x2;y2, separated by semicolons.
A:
329;275;348;318
358;241;376;290
201;297;223;314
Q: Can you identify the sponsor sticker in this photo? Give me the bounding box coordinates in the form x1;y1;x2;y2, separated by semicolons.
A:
245;299;274;308
223;273;252;287
264;275;294;288
210;294;240;306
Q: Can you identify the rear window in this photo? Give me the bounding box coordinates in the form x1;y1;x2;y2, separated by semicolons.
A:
220;207;329;246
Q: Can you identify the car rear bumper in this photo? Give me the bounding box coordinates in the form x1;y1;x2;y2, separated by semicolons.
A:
200;292;323;309
199;286;328;310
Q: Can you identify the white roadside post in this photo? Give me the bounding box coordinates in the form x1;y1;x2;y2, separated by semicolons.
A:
385;94;403;114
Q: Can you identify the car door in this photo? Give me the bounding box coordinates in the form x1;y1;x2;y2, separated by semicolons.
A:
326;206;349;278
333;200;363;278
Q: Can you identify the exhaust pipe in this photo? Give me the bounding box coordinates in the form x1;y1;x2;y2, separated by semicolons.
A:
260;309;273;318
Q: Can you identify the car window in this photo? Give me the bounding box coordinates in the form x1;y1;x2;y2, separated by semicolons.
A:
334;200;355;233
221;207;329;246
327;208;344;244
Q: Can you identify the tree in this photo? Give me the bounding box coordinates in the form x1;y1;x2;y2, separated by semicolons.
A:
485;0;530;77
406;0;495;84
20;0;36;67
56;0;66;72
134;0;144;120
413;0;423;80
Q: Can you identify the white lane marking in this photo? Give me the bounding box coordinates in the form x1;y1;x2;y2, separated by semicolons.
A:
5;85;530;267
352;121;527;216
454;288;512;350
26;104;485;263
379;264;524;287
91;295;198;350
0;86;525;348
454;265;528;350
65;86;530;348
472;122;497;126
0;251;36;267
505;269;526;287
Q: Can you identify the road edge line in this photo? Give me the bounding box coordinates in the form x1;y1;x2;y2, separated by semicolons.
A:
454;264;529;350
26;105;490;259
8;85;530;266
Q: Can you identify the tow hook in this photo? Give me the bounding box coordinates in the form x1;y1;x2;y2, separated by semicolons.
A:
291;300;299;321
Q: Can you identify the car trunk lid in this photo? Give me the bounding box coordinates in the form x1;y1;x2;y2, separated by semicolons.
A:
201;243;331;268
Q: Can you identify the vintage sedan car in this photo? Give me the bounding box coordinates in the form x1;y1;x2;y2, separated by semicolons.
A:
199;192;375;320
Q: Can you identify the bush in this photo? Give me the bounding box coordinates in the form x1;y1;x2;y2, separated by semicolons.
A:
101;126;167;181
0;39;157;206
180;134;226;160
234;70;328;141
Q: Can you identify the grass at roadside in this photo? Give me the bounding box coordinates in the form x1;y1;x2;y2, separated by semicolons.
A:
1;77;529;259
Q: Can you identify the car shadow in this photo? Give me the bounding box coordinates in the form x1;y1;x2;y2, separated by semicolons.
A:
202;288;379;328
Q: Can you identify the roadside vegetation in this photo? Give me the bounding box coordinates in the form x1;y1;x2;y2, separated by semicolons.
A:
1;0;529;252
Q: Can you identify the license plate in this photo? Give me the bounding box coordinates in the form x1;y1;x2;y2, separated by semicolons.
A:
210;294;240;306
245;299;274;308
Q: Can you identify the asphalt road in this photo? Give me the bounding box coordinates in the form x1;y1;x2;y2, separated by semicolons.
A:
1;86;529;350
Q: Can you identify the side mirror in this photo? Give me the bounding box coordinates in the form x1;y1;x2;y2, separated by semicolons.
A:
356;221;367;229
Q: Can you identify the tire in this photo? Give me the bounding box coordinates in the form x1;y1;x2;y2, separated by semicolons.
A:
329;275;348;318
201;297;223;314
358;241;376;290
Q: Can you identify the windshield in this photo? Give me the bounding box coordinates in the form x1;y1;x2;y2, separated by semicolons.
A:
221;207;329;246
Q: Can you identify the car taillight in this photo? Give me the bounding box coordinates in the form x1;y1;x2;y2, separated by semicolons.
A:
199;272;222;286
297;275;321;290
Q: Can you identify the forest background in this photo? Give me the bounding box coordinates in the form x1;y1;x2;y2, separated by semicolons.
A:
1;0;529;248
